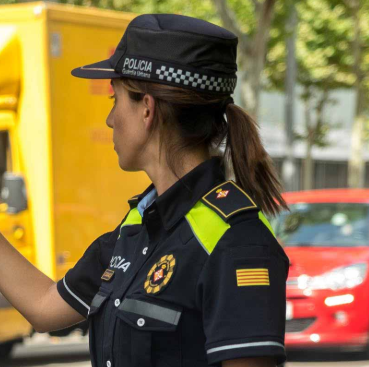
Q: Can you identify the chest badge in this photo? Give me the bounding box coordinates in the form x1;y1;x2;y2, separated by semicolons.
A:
144;254;176;294
101;269;115;282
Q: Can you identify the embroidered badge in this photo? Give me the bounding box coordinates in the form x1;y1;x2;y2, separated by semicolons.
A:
101;269;115;282
216;188;230;199
236;268;270;287
202;181;258;221
144;254;176;294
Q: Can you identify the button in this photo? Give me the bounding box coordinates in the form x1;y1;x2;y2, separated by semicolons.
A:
107;361;111;367
137;318;145;327
142;247;148;255
114;299;120;307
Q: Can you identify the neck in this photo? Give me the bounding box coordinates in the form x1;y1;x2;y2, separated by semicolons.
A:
144;149;211;196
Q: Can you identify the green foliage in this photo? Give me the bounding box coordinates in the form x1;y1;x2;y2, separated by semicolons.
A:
266;0;355;91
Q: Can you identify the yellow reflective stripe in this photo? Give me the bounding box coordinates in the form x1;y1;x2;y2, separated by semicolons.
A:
258;211;276;238
185;201;230;255
117;208;142;238
122;208;142;227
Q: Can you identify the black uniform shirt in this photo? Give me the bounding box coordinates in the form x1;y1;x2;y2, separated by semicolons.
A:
57;157;290;367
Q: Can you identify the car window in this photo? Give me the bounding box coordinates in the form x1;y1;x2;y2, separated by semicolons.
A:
270;203;369;247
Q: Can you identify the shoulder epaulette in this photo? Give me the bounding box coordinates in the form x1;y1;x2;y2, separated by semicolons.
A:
201;180;258;221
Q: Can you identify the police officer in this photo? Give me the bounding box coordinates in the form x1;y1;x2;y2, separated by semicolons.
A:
0;13;290;367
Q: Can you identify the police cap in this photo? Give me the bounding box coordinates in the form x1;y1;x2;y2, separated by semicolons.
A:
72;14;238;95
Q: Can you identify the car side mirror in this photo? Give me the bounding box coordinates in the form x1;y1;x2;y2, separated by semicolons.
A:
1;172;28;214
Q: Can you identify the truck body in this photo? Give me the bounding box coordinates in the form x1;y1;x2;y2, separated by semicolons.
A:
0;2;148;356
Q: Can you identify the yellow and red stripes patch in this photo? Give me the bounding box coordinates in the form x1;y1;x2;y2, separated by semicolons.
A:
236;268;270;287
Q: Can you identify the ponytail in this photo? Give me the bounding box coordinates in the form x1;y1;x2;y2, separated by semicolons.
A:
120;78;288;217
225;103;289;217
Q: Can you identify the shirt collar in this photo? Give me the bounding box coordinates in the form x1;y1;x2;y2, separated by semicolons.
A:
130;156;226;230
137;188;158;217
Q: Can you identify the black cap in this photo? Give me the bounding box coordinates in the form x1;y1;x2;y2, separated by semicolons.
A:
72;14;238;95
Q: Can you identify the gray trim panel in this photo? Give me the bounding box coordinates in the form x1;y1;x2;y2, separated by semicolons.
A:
119;298;181;325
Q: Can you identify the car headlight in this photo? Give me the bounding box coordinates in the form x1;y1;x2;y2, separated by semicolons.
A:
298;263;367;291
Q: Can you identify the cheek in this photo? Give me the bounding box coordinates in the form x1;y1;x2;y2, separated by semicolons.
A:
114;110;143;149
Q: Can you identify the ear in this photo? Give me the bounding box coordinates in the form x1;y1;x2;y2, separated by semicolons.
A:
142;94;155;131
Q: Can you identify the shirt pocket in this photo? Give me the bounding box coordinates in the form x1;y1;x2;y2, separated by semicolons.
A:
114;297;183;367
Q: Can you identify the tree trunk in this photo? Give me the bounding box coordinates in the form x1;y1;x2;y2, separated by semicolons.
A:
304;142;314;190
349;114;365;188
240;61;259;118
303;96;314;190
348;1;366;188
212;0;276;118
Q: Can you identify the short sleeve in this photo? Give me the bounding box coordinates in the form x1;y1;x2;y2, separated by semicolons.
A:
196;216;290;366
56;223;121;318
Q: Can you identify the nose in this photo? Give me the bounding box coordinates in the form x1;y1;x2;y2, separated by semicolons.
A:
106;110;114;129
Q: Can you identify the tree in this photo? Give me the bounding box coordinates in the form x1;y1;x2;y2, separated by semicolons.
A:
211;0;277;118
344;0;369;188
265;0;354;190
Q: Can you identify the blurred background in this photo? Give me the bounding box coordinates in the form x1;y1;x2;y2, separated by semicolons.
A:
0;0;369;366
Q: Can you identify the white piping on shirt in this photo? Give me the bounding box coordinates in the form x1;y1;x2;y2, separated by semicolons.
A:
207;341;285;354
63;277;90;312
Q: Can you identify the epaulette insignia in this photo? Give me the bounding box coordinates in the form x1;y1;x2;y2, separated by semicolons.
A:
201;180;258;221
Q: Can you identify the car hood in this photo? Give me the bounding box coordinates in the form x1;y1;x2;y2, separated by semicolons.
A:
285;246;369;277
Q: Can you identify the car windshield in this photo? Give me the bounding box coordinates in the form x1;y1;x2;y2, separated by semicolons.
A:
270;203;369;247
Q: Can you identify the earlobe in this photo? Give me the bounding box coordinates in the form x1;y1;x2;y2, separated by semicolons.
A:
143;108;152;131
143;95;155;131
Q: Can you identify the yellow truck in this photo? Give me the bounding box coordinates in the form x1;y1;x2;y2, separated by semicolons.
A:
0;2;148;358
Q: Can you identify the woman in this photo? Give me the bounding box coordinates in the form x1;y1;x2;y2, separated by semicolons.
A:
0;13;290;367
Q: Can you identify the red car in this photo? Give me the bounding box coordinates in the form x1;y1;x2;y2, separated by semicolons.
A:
270;189;369;356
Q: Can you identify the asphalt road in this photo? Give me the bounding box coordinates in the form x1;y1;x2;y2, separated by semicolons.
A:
4;333;369;367
5;332;91;367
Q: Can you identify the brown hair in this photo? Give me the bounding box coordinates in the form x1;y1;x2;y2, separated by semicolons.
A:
120;78;289;217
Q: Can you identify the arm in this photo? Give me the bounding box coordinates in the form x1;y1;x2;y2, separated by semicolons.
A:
0;233;84;333
223;357;276;367
197;215;290;367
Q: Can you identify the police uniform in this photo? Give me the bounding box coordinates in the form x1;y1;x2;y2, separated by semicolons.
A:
57;157;289;367
57;13;290;367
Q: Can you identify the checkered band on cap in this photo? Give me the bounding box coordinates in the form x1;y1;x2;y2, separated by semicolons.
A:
156;66;236;93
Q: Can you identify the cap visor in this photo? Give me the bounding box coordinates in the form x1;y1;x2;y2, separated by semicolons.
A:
71;59;122;79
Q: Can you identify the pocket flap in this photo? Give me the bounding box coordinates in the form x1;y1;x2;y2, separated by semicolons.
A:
117;298;182;331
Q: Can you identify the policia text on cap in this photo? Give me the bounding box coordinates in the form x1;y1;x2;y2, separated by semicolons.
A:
0;13;290;367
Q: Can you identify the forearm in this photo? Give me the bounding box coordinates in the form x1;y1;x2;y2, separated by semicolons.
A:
0;233;55;330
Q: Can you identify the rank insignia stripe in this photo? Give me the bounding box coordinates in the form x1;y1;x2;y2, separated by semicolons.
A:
101;269;115;282
201;180;258;221
236;268;270;287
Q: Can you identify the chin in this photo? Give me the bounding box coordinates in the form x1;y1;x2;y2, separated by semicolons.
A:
118;157;141;172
